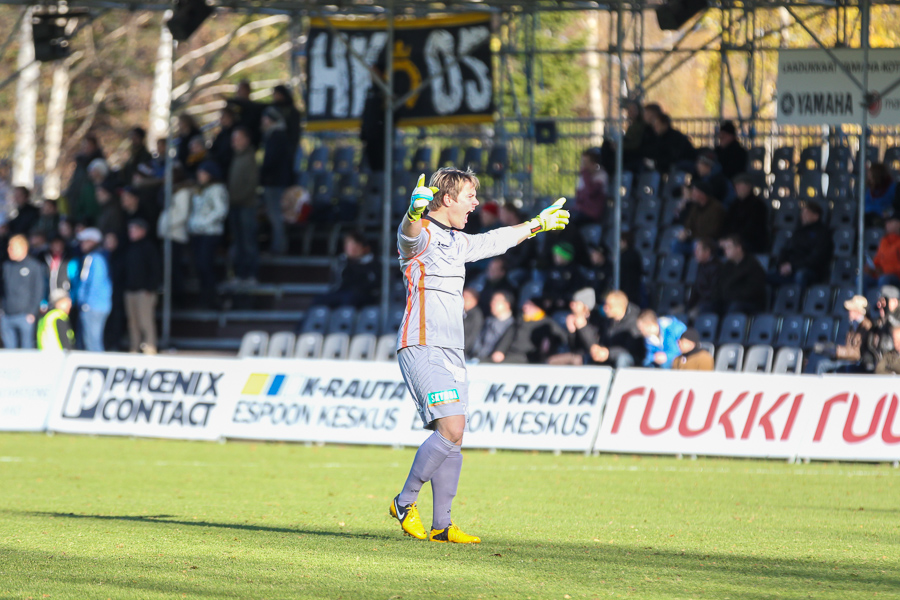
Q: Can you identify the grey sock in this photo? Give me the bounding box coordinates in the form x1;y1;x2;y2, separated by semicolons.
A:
430;444;462;530
397;431;455;506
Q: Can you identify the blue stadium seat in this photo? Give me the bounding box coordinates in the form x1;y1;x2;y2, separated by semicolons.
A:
798;171;824;201
802;284;832;316
656;284;686;314
410;147;434;173
747;313;778;346
636;171;661;201
694;313;719;343
657;225;682;256
864;228;884;255
807;316;837;349
307;146;330;174
827;173;854;202
776;314;808;347
518;280;545;307
634;227;657;255
327;306;357;335
831;285;856;315
829;198;856;227
825;145;852;176
770;229;794;259
580;223;603;248
487;146;509;178
662;170;689;202
332;146;356;175
772;199;800;230
833;227;855;257
302;305;331;334
634;197;663;228
684;257;699;285
829;257;858;287
392;145;408;171
717;312;749;345
438;147;460;168
354;305;382;336
799;145;822;173
773;284;803;314
657;253;685;284
770;171;796;200
463;147;484;173
747;146;766;172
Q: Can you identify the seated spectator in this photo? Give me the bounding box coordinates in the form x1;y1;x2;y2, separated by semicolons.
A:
187;161;229;309
124;219;161;354
621;100;648;172
227;126;260;284
618;232;645;308
867;285;900;364
573;147;608;225
806;295;874;374
462;287;483;360
494;297;566;364
544;242;587;312
687;237;721;318
673;181;725;254
671;327;714;371
1;235;44;348
471;289;516;363
648;113;696;174
718;234;767;314
714;120;749;180
864;216;900;290
636;309;687;368
73;227;112;352
315;232;379;308
724;173;769;254
695;151;735;206
865;163;896;225
583;244;612;300
874;318;900;374
37;289;75;351
589;290;645;368
768;201;832;287
33;198;60;241
549;287;601;366
476;257;515;317
5;186;40;237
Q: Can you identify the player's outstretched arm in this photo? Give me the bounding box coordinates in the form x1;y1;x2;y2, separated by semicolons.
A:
400;173;439;238
512;197;570;244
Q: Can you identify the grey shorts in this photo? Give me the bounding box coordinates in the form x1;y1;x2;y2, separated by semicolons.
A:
398;345;469;430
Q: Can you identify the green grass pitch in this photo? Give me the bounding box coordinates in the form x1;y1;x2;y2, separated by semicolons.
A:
1;433;898;600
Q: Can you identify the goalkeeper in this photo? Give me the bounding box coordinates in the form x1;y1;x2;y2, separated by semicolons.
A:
390;167;569;543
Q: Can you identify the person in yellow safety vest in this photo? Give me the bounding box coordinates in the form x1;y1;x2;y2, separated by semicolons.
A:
37;289;75;350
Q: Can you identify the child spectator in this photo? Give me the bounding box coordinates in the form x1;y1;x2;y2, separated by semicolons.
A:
636;309;687;368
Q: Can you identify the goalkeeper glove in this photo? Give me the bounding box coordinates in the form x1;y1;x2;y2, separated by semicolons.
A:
408;173;439;222
527;198;570;238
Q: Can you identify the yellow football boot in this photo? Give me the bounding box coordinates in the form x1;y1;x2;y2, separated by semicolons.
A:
389;496;427;539
428;522;481;544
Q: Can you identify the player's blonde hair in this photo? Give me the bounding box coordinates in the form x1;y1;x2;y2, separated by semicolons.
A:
428;167;479;212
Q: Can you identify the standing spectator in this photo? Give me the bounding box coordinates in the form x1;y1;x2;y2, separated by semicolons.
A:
259;106;293;255
102;232;127;351
227;80;263;145
271;84;302;158
714;120;749;180
806;295;873;374
124;219;161;354
64;134;104;220
184;135;208;178
649;113;696;174
210;108;237;176
493;298;566;364
227;126;260;284
360;54;391;191
1;235;44;348
0;159;12;223
687;237;721;318
37;289;75;351
724;173;769;254
71;158;109;226
157;168;193;305
472;289;516;363
5;186;40;237
73;228;112;352
768;201;832;287
549;287;601;366
874;319;900;374
671;327;714;371
120;127;153;186
33;198;61;241
174;114;202;172
314;231;379;307
188;161;229;309
45;236;71;298
636;309;687;368
95;182;124;238
622;100;648;172
573;147;608;225
673;181;725;254
865;163;896;225
462;287;483;360
120;186;157;238
718;234;767;314
589;290;645;368
864;216;900;290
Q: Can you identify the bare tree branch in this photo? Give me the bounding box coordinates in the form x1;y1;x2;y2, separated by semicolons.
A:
173;13;288;71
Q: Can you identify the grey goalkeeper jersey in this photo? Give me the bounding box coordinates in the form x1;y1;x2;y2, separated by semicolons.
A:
397;216;521;351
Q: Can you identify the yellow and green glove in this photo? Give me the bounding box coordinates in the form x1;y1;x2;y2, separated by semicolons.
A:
527;198;570;238
408;173;440;222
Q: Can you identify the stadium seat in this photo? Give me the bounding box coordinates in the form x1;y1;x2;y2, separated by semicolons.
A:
715;343;745;372
831;285;856;315
327;306;357;335
770;171;795;200
580;223;603;248
462;147;484;173
864;228;884;255
835;317;851;342
639;251;656;281
772;146;795;174
634;197;662;228
636;171;661;201
392;146;408;171
437;147;460;168
302;306;331;334
832;227;855;257
829;257;858;287
656;284;686;314
747;313;778;346
617;170;634;200
717;313;748;345
747;146;766;172
374;333;398;361
410;147;434;173
332;146;356;176
772;200;800;230
798;145;822;173
238;331;268;358
307;146;330;174
321;333;350;360
884;146;900;176
694;313;719;343
662;170;689;202
773;284;803;314
829;198;857;228
802;284;832;316
657;226;682;256
295;332;324;359
385;304;406;335
861;145;879;170
518;280;545;307
825;145;852;176
634;227;657;255
348;333;378;361
354;305;382;336
807;316;837;349
770;229;794;259
684;257;699;285
744;169;768;194
772;346;803;373
743;344;774;373
657;253;685;284
776;314;808;347
661;198;681;226
267;331;296;358
487;146;509;178
826;173;854;201
798;171;824;201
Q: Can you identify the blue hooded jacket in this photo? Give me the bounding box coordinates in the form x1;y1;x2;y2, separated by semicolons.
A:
642;316;687;368
74;249;113;313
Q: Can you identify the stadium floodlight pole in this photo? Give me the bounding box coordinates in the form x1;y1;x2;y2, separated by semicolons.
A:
856;0;871;297
379;1;395;334
161;35;177;350
612;0;625;291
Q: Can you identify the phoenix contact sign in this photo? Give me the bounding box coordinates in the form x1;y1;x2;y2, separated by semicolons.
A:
776;49;900;126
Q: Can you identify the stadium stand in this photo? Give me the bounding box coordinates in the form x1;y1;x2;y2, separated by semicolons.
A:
238;331;268;358
295;332;324;359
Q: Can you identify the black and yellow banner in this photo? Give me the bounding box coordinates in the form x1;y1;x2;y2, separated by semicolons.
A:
305;14;494;131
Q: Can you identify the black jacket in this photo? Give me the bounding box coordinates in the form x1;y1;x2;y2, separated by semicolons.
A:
718;255;767;313
724;194;769;254
124;237;161;292
260;128;294;187
778;220;833;282
8;204;40;237
715;141;749;180
2;256;44;316
597;303;645;365
498;316;567;364
689;259;722;311
651;127;696;174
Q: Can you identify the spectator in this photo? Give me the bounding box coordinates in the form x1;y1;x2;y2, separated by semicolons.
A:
649;113;696;174
866;285;900;364
151;138;168;179
0;159;12;223
573;147;608;224
687;237;721;317
227;80;263;145
32;198;61;242
493;298;566;364
671;327;714;371
184;135;208;178
315;231;379;308
695;151;735;206
64;134;104;221
498;204;535;276
271;84;302;157
44;236;71;298
724;173;769;254
360;54;392;185
157;167;192;305
618;232;645;308
864;216;900;290
102;232;127;352
874;319;900;374
549;287;601;365
37;289;75;351
462;287;483;360
95;181;124;238
718;234;767;314
476;257;515;317
636;309;687;368
260;106;293;255
589;290;645;368
188;161;229;309
1;235;44;348
70;158;109;226
673;181;725;254
622;100;648;172
584;244;612;300
227;126;260;284
471;289;516;363
210;108;237;176
544;242;587;312
124;219;161;354
714;120;749;180
120;127;153;186
806;295;873;374
5;186;40;237
73;227;112;352
175;114;202;172
120;186;157;238
769;201;832;287
865;163;896;224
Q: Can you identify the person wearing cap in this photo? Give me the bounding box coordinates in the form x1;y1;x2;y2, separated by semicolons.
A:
492;297;565;364
37;290;75;351
864;216;900;290
545;242;587;312
769;201;833;288
724;173;769;254
806;295;873;374
636;309;687;369
672;327;714;371
73;227;112;351
124;219;161;354
549;287;601;366
1;235;44;348
673;180;725;255
188;161;229;310
260;105;293;255
574;147;608;224
714;120;748;180
874;316;900;374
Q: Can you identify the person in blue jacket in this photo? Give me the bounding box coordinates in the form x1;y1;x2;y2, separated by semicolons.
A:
636;309;687;368
73;227;112;352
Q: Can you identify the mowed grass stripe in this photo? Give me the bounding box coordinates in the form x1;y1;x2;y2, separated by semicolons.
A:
1;433;897;600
